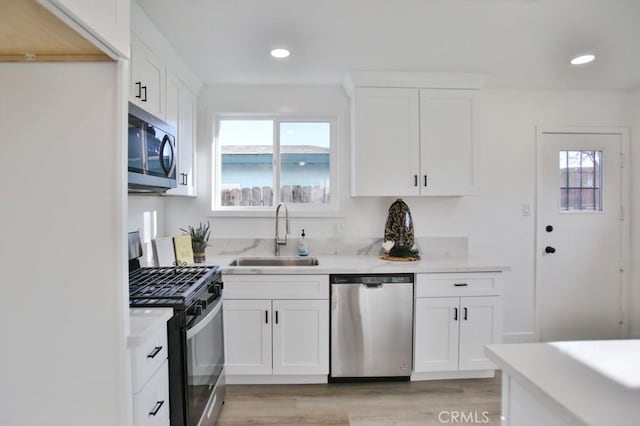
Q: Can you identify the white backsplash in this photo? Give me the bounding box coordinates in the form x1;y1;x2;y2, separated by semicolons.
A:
206;236;468;258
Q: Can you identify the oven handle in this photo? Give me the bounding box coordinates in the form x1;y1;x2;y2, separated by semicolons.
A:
186;298;222;340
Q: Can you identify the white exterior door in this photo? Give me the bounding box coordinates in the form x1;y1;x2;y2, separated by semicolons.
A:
458;296;500;370
537;130;626;341
223;299;272;375
272;299;329;375
414;297;459;372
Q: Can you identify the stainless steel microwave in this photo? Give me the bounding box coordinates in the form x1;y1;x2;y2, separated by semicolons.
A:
128;103;177;193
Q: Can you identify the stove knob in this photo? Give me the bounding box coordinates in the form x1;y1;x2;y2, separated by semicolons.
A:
187;303;203;316
209;282;223;293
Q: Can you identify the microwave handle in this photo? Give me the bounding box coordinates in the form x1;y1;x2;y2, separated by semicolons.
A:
159;135;175;177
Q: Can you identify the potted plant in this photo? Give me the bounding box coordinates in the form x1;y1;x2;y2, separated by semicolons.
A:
180;221;211;263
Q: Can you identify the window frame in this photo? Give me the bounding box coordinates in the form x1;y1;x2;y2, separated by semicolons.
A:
212;114;339;217
558;149;603;214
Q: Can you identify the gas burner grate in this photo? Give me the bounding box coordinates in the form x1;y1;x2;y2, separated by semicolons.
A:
129;266;219;304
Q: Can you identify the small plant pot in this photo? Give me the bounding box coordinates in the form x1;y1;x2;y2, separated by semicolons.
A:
192;242;208;264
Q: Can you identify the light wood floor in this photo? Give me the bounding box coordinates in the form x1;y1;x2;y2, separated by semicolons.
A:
218;375;501;425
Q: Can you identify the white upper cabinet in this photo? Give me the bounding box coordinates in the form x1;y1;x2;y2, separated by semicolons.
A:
130;34;165;120
348;72;480;197
166;73;197;197
352;88;421;196
419;90;474;196
130;3;203;196
38;0;129;58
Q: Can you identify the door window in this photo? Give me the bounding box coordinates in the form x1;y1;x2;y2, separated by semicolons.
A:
559;150;602;211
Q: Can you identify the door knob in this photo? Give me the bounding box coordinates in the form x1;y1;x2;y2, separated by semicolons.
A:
545;246;556;254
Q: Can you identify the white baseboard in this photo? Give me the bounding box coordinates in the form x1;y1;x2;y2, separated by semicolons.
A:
411;370;495;381
226;374;328;385
502;331;537;343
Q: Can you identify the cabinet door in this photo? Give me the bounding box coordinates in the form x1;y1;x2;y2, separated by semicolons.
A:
132;361;170;426
223;299;272;375
39;0;129;58
177;88;196;195
130;34;165;120
352;88;420;196
419;89;474;195
165;76;196;196
414;297;460;372
459;296;500;370
272;299;329;375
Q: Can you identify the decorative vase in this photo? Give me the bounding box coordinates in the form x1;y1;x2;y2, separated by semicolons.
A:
192;242;207;264
384;198;416;256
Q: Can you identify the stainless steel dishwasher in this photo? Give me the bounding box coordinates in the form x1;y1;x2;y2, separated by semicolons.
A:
330;273;414;380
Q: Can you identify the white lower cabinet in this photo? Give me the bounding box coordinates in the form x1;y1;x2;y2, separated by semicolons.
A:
414;297;460;372
129;308;172;426
414;274;502;376
224;298;329;376
223;275;329;382
223;299;272;375
133;364;170;426
272;299;329;375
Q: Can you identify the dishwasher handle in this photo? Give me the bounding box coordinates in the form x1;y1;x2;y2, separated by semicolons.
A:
363;283;383;288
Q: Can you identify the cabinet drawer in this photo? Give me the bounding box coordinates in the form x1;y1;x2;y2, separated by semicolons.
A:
131;325;168;393
224;275;329;299
416;273;501;297
133;361;170;426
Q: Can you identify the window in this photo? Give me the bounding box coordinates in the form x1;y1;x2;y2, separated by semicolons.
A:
559;150;602;211
214;117;336;213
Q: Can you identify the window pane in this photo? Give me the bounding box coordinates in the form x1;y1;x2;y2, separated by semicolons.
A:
559;150;603;212
219;120;274;206
279;122;331;204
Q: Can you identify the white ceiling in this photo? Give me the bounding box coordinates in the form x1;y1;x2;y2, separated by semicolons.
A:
135;0;640;90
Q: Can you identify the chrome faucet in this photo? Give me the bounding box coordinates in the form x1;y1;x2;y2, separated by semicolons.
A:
274;202;290;256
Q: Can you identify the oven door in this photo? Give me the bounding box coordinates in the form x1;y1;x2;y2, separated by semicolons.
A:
185;297;224;426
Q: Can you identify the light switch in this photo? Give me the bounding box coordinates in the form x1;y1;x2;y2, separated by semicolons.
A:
522;204;531;216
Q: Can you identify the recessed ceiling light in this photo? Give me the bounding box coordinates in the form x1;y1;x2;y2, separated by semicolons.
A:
270;48;290;59
570;54;595;65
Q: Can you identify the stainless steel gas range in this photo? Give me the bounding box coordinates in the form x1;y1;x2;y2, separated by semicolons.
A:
128;231;225;426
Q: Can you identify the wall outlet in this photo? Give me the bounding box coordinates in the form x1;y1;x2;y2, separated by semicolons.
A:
335;222;345;235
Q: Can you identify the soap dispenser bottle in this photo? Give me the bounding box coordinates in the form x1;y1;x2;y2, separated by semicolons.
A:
298;229;308;256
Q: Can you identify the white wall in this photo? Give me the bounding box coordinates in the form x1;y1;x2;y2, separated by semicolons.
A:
128;195;166;265
164;84;634;342
631;90;640;338
0;63;129;426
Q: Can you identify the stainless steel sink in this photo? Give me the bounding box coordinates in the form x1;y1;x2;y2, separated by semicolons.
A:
228;256;320;267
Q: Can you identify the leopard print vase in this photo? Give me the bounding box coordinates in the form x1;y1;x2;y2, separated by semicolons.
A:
384;198;415;249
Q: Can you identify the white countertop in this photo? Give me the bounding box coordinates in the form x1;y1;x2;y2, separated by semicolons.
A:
215;254;509;275
486;340;640;426
128;307;173;347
